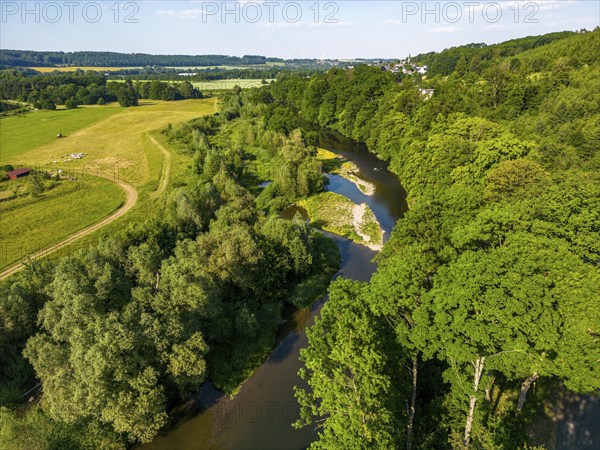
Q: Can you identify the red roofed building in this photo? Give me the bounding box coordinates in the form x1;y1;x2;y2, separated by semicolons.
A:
6;168;32;180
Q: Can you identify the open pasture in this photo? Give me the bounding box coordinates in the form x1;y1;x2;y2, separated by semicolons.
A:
5;99;217;187
192;79;273;90
113;79;273;90
29;66;140;73
0;175;124;270
0;98;218;273
0;105;122;164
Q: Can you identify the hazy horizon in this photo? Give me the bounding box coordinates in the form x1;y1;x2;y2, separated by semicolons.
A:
1;1;598;60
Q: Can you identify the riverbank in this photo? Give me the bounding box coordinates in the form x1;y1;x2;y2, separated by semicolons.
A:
139;135;405;450
298;192;383;251
317;148;376;195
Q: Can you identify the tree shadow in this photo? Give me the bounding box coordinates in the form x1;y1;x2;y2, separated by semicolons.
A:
556;388;600;450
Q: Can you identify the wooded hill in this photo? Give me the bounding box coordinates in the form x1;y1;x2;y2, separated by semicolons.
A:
411;29;596;76
0;50;279;67
258;28;599;448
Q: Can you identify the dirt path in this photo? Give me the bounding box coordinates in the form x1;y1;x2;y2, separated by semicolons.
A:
0;174;137;281
149;135;171;198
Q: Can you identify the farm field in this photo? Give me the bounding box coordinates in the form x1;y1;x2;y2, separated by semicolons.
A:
193;79;273;90
0;105;123;164
29;66;141;72
28;66;277;72
5;99;217;187
0;98;217;272
113;79;273;90
165;65;248;70
0;175;124;270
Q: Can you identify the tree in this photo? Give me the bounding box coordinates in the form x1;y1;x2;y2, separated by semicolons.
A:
22;249;210;443
28;174;44;197
484;158;551;202
37;98;56;110
295;279;403;449
367;243;437;450
65;96;78;109
116;80;138;107
415;232;599;446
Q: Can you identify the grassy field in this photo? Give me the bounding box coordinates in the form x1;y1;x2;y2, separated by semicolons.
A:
166;65;248;70
29;65;283;72
1;99;218;271
0;105;123;164
29;66;140;73
4;99;217;187
0;176;124;269
113;79;272;90
193;79;273;90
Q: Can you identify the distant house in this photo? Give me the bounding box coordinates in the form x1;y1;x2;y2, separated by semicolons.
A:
7;168;32;180
419;88;435;99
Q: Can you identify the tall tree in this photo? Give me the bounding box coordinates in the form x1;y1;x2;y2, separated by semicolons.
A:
415;232;599;446
295;279;403;449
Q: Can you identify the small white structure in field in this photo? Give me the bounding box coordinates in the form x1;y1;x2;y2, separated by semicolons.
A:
419;88;435;99
71;153;85;159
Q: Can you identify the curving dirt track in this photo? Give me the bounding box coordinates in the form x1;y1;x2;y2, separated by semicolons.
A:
0;174;137;281
149;135;171;198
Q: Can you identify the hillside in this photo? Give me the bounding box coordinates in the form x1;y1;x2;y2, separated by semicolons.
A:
263;28;600;449
0;50;280;67
411;29;598;76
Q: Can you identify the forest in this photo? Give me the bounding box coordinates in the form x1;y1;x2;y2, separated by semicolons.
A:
0;88;338;447
259;28;598;448
0;70;203;109
0;50;277;68
0;28;598;449
410;30;585;76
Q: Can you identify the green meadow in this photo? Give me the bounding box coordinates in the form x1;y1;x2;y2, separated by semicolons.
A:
0;105;123;164
192;79;273;90
5;99;217;187
0;99;218;269
112;79;273;91
0;176;124;269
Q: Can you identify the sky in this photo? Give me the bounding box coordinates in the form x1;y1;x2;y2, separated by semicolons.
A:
1;1;598;59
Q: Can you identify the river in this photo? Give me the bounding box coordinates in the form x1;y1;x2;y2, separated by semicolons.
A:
141;134;407;450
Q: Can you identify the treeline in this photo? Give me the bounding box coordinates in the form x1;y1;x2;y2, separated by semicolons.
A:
116;67;317;82
0;89;338;448
412;29;597;76
0;70;202;108
0;100;29;117
258;30;600;448
0;50;281;67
